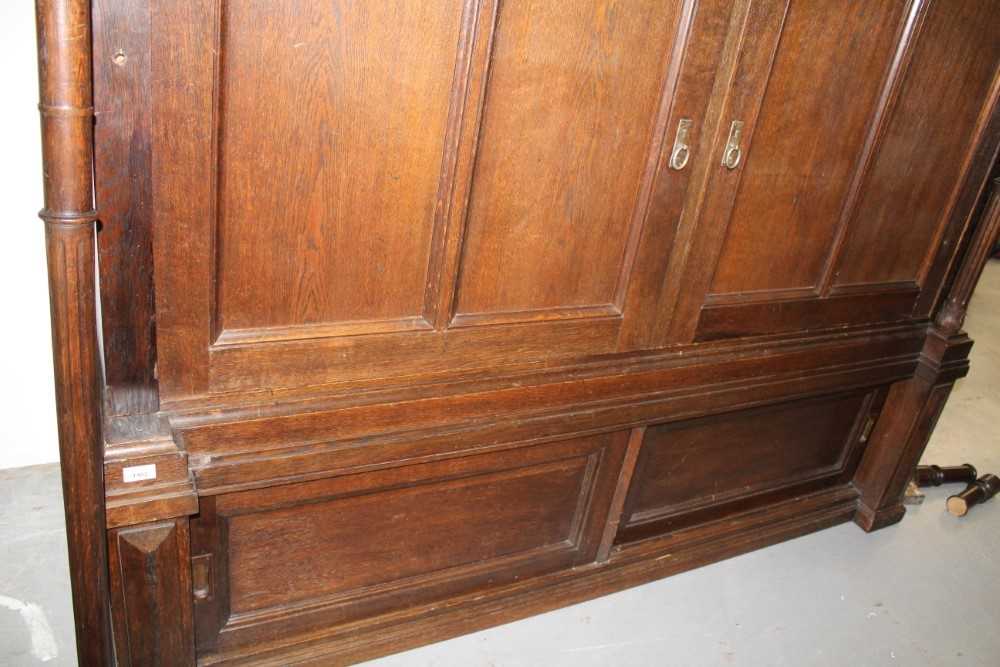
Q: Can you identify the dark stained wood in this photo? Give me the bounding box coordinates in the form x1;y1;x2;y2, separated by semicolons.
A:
216;0;465;334
133;0;1000;399
227;457;591;613
35;1;114;665
853;332;970;531
102;409;200;530
853;141;1000;532
43;222;115;666
914;464;978;488
208;315;624;393
619;392;874;540
834;0;1000;288
108;521;195;666
655;0;792;343
179;325;923;464
938;177;1000;333
44;0;1000;663
914;91;1000;319
660;0;923;343
92;0;157;392
192;433;627;652
710;1;907;295
422;0;502;330
696;288;918;341
198;485;860;666
946;474;1000;517
655;0;1000;346
149;0;703;400
597;427;645;562
454;0;679;319
617;0;737;350
149;0;216;397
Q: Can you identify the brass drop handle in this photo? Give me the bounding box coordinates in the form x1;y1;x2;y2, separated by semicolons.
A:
721;120;744;170
669;118;693;171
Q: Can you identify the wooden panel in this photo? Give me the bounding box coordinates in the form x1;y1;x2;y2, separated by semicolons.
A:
182;324;924;466
208;314;621;393
696;288;919;341
193;433;627;649
108;521;195;666
93;0;157;389
617;0;736;349
453;0;678;320
620;392;874;537
656;1;933;344
151;0;216;396
197;486;860;665
855;377;954;531
228;459;587;613
656;0;793;344
834;0;1000;287
216;0;465;332
146;0;717;398
709;1;907;295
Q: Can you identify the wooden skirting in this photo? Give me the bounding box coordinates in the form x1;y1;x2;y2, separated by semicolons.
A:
198;486;858;666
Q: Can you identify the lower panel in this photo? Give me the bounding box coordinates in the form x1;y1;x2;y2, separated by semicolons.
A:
197;485;859;666
191;432;628;654
617;390;882;543
176;373;921;666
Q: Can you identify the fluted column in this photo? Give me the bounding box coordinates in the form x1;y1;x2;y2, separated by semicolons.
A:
35;0;114;664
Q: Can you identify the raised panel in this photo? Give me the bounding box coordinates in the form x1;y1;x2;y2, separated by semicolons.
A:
152;0;707;398
709;1;907;296
193;433;627;650
620;392;874;538
833;0;1000;287
228;458;588;614
453;0;678;321
215;0;465;333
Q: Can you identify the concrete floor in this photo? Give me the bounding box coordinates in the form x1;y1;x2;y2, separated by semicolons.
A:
2;261;998;666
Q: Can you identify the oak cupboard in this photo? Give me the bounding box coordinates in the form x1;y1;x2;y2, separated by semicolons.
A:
35;0;1000;664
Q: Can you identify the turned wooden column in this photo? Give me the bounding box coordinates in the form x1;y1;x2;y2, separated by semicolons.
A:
35;1;115;664
854;174;1000;531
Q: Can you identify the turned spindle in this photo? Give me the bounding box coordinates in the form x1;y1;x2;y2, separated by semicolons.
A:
947;474;1000;517
914;464;978;487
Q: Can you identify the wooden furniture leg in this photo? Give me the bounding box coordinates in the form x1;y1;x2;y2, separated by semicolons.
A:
853;175;1000;532
35;0;115;664
853;345;966;531
947;474;1000;517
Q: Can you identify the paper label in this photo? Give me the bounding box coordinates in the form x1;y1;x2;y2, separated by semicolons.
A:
122;464;157;483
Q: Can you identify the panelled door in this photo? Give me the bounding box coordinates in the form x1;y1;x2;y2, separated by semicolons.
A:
150;0;737;400
655;0;1000;344
149;0;999;401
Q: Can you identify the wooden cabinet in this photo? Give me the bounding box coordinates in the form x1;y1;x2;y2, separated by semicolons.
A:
145;0;1000;398
35;0;1000;664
